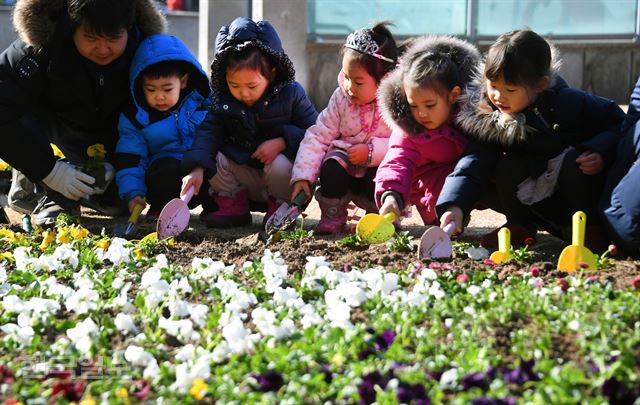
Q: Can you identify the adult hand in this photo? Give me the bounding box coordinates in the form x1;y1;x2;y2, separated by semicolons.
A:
576;151;603;175
127;196;147;214
182;166;204;196
252;138;286;165
347;144;368;166
379;194;401;219
42;160;95;200
440;206;464;235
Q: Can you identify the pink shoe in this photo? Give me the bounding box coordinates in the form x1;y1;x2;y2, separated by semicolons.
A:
315;191;350;235
204;189;252;228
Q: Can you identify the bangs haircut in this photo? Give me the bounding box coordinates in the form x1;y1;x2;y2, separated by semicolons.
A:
225;47;275;80
68;0;136;38
404;52;461;97
341;22;398;83
142;60;189;80
484;29;551;87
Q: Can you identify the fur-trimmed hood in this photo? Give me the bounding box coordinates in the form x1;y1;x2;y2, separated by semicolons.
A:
378;35;481;136
210;17;296;106
12;0;167;50
455;44;564;147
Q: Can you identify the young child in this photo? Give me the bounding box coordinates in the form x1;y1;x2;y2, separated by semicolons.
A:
600;75;640;256
115;34;213;216
375;36;480;226
437;29;626;249
291;23;398;234
181;17;318;228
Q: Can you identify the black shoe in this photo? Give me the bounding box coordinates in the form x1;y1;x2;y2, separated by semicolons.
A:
81;196;128;217
7;169;45;215
33;195;80;228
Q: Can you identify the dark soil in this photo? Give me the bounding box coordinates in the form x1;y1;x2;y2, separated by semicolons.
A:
81;210;640;291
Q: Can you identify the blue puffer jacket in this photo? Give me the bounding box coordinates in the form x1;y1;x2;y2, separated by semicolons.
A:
182;17;318;176
115;34;212;202
601;76;640;255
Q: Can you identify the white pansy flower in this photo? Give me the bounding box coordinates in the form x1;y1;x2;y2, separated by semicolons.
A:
112;277;124;290
141;267;162;289
481;279;493;288
13;247;36;271
188;304;208;327
440;368;458;389
100;238;132;265
115;313;138;334
171;355;212;393
467;285;481;296
568;320;580;331
3;295;26;313
124;345;160;378
273;287;304;308
466;246;489;260
1;323;34;344
212;341;231;363
66;318;99;356
299;304;323;329
143;279;170;309
65;288;99;314
43;276;74;299
158;318;197;342
168;298;190;319
154;254;169;269
177;277;192;294
428;281;445;300
0;266;6;283
222;318;256;354
190;257;230;281
52;245;79;269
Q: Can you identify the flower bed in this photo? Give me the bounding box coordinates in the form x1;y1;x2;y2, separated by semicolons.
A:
0;222;639;404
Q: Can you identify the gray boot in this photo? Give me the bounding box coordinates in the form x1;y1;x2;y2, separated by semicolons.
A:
8;169;45;214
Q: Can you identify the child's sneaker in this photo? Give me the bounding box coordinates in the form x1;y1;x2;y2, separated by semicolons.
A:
480;222;537;249
204;189;252;228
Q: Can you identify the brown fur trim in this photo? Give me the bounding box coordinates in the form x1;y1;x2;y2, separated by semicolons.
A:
13;0;166;50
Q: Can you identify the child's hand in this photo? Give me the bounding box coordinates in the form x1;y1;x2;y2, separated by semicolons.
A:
347;144;369;166
128;196;147;214
291;180;312;202
379;195;401;219
575;151;603;175
252;138;286;165
182;167;204;196
440;206;463;235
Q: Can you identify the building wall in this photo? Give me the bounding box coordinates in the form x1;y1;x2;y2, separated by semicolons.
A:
1;6;638;110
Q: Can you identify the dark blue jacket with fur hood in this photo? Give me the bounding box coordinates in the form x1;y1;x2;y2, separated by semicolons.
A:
436;53;626;219
182;17;318;176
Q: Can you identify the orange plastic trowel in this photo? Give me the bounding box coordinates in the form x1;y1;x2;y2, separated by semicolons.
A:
489;227;513;264
557;211;597;272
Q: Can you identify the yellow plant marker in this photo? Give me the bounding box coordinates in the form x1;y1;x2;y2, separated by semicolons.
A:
489;227;513;263
557;211;597;272
356;212;397;244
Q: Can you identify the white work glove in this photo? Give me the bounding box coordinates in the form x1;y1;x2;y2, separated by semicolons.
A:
42;160;95;200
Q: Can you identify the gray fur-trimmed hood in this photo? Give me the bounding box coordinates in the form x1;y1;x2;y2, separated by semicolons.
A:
455;44;563;147
12;0;167;50
377;35;481;136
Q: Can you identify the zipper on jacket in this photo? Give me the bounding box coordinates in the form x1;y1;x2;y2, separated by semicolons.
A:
532;107;550;129
99;74;104;86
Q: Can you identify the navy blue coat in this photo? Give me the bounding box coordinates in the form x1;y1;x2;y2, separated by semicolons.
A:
115;34;212;202
601;76;640;254
181;17;318;176
437;73;625;220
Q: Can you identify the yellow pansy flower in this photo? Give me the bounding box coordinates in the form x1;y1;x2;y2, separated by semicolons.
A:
133;249;144;260
96;239;110;250
56;229;71;244
70;226;90;240
189;378;208;400
79;393;96;405
86;144;106;159
0;251;14;261
0;159;10;171
40;230;55;251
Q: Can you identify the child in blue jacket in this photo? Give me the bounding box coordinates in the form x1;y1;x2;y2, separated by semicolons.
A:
437;29;625;251
600;76;640;256
115;34;213;216
181;17;318;228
